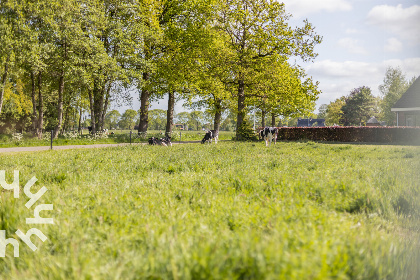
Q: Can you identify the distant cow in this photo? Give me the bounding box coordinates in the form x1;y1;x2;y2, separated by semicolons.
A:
87;127;108;134
148;136;172;147
201;130;219;144
260;127;278;147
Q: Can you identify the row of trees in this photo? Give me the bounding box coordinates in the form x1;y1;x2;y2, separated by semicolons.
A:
318;67;416;126
0;0;321;139
104;109;235;131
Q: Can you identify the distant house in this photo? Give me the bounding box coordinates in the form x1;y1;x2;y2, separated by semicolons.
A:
366;116;381;127
297;118;325;127
174;124;184;130
391;76;420;126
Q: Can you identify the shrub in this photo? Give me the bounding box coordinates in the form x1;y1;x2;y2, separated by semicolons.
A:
275;127;420;144
236;120;258;141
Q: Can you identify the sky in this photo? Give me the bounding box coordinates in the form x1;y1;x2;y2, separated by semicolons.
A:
115;0;420;115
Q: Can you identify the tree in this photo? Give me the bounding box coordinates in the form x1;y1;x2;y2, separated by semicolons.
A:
317;104;328;119
118;109;138;130
0;79;32;133
325;97;345;126
175;111;190;127
148;109;167;130
189;110;205;130
104;110;121;130
137;0;190;134
0;0;19;116
214;0;322;139
340;86;376;126
379;67;412;125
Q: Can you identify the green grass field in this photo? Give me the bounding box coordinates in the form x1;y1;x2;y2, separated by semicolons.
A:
1;141;419;279
0;130;235;148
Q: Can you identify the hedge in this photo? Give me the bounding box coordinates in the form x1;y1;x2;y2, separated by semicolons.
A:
272;127;420;145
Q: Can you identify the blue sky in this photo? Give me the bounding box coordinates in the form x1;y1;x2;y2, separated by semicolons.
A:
116;0;420;114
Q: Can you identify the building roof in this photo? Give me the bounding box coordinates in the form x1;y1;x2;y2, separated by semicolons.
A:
391;76;420;111
367;116;380;124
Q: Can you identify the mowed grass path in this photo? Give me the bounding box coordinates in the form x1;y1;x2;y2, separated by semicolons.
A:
1;142;419;279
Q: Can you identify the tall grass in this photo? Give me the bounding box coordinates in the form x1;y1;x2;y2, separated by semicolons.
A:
0;142;419;279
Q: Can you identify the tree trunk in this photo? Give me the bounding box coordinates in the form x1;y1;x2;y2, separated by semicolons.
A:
62;103;70;132
101;85;111;131
93;84;105;132
214;98;222;132
37;73;44;139
236;78;246;139
271;113;276;127
138;72;150;133
261;109;266;128
78;107;82;133
0;62;8;115
31;71;37;134
88;89;96;133
53;74;65;139
165;91;175;136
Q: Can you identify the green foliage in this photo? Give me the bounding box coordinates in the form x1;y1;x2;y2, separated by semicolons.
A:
379;67;413;125
214;0;322;137
340;86;377;126
317;104;328;119
104;110;121;130
118;109;138;130
325;97;346;126
0;142;419;278
148;109;167;130
236;120;257;141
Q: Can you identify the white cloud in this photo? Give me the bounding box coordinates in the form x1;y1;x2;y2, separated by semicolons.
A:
282;0;352;18
384;38;403;53
345;28;359;34
306;60;379;79
306;58;420;107
337;38;368;55
367;4;420;44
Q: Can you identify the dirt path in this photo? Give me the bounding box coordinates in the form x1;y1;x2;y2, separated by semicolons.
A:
0;141;205;154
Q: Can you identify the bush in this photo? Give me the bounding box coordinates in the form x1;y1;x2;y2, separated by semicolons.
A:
236;120;258;141
275;127;420;145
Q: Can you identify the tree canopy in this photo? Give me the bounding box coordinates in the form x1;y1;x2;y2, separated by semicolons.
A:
1;0;323;137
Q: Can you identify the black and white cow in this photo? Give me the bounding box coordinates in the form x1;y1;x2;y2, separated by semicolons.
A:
148;136;172;146
201;130;219;144
87;126;108;134
259;127;278;147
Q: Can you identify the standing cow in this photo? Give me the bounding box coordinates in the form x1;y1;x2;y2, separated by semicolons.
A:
260;127;278;147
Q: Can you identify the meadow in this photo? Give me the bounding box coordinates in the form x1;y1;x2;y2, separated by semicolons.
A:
0;130;235;148
0;141;419;279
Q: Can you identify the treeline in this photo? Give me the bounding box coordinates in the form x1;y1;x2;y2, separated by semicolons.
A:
103;109;236;131
318;67;417;126
0;0;322;139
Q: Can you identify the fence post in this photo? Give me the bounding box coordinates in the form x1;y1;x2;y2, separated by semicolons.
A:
180;131;181;144
50;130;53;150
130;130;132;145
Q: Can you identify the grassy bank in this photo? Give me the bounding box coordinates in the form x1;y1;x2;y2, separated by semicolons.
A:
0;142;419;279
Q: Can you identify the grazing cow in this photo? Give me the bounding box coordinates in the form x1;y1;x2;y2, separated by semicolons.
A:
161;136;172;147
87;127;108;134
201;130;219;144
148;136;172;146
260;127;278;147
